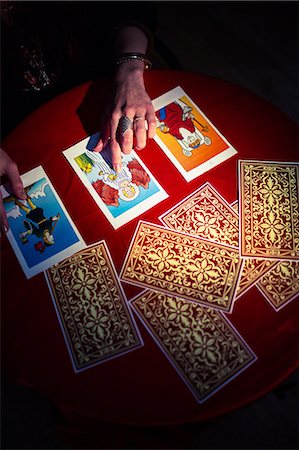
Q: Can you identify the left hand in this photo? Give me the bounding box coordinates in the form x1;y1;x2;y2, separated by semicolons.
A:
93;61;156;173
0;148;26;234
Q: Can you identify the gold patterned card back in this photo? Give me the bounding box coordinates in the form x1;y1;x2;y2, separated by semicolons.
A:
160;182;239;248
230;200;278;299
236;258;278;299
239;161;299;260
131;291;257;403
120;221;243;312
45;241;143;372
256;261;299;310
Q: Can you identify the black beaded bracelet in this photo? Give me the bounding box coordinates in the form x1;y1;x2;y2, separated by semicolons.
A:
115;52;152;70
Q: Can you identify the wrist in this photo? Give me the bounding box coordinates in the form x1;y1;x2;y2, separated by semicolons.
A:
115;61;145;83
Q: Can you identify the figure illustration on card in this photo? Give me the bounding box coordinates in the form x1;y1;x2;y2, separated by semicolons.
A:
3;179;60;253
75;148;150;207
156;98;212;157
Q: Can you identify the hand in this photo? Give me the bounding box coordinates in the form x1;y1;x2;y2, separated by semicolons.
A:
93;62;156;173
0;148;26;233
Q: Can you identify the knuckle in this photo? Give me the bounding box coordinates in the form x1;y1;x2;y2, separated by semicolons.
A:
111;110;121;123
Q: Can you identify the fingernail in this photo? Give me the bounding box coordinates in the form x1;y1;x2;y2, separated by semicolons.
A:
113;164;122;173
2;224;8;233
19;189;26;199
94;139;103;152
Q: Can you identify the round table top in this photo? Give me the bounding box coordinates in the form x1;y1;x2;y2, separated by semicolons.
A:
1;70;298;427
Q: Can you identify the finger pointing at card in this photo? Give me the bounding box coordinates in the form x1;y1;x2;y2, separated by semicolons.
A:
93;25;155;173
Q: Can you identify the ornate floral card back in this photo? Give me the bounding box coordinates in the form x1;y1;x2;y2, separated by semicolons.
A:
230;201;278;299
131;291;257;403
160;182;239;248
45;241;143;372
256;261;299;310
120;221;243;312
239;161;299;260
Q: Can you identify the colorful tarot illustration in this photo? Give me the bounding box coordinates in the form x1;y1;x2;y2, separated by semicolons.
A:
120;221;243;312
131;290;257;403
160;182;239;248
239;160;299;260
256;261;299;310
63;133;168;229
45;241;143;372
152;86;237;181
1;166;85;278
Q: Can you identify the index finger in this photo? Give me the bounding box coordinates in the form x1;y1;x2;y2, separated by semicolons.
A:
5;159;26;200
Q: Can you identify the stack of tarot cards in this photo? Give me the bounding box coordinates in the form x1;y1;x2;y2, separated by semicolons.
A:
2;86;298;404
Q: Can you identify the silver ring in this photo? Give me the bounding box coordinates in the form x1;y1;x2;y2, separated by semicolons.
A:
119;116;133;136
134;115;145;122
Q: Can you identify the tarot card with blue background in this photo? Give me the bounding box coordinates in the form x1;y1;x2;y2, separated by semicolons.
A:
1;166;85;278
63;134;168;229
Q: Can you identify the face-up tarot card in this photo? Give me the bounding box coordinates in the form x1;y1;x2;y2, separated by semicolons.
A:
120;221;243;312
256;261;299;311
45;241;143;372
1;166;85;278
63;134;168;229
152;86;237;182
130;290;257;403
239;160;299;260
160;182;239;248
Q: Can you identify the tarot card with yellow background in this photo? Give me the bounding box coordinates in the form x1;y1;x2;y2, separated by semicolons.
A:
45;241;143;372
120;221;243;312
131;290;257;403
239;160;299;260
152;86;237;181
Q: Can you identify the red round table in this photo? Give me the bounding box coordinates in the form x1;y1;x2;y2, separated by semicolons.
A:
1;71;298;430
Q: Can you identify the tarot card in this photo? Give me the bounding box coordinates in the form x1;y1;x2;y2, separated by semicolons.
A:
229;200;278;299
256;261;299;311
45;241;143;372
152;86;237;182
1;166;85;278
120;221;243;312
131;290;257;403
239;160;299;260
160;182;239;248
63;133;168;229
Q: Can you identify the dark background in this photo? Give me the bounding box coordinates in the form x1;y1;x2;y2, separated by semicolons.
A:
1;1;298;449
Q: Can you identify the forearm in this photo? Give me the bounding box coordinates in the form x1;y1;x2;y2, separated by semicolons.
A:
113;25;151;82
114;25;149;56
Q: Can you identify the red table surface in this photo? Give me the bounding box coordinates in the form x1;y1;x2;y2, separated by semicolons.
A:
1;70;298;427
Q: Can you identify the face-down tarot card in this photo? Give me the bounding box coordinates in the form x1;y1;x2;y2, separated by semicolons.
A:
45;240;143;372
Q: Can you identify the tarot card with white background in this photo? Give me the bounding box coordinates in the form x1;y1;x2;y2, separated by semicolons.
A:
1;166;85;278
63;133;168;229
152;86;237;181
